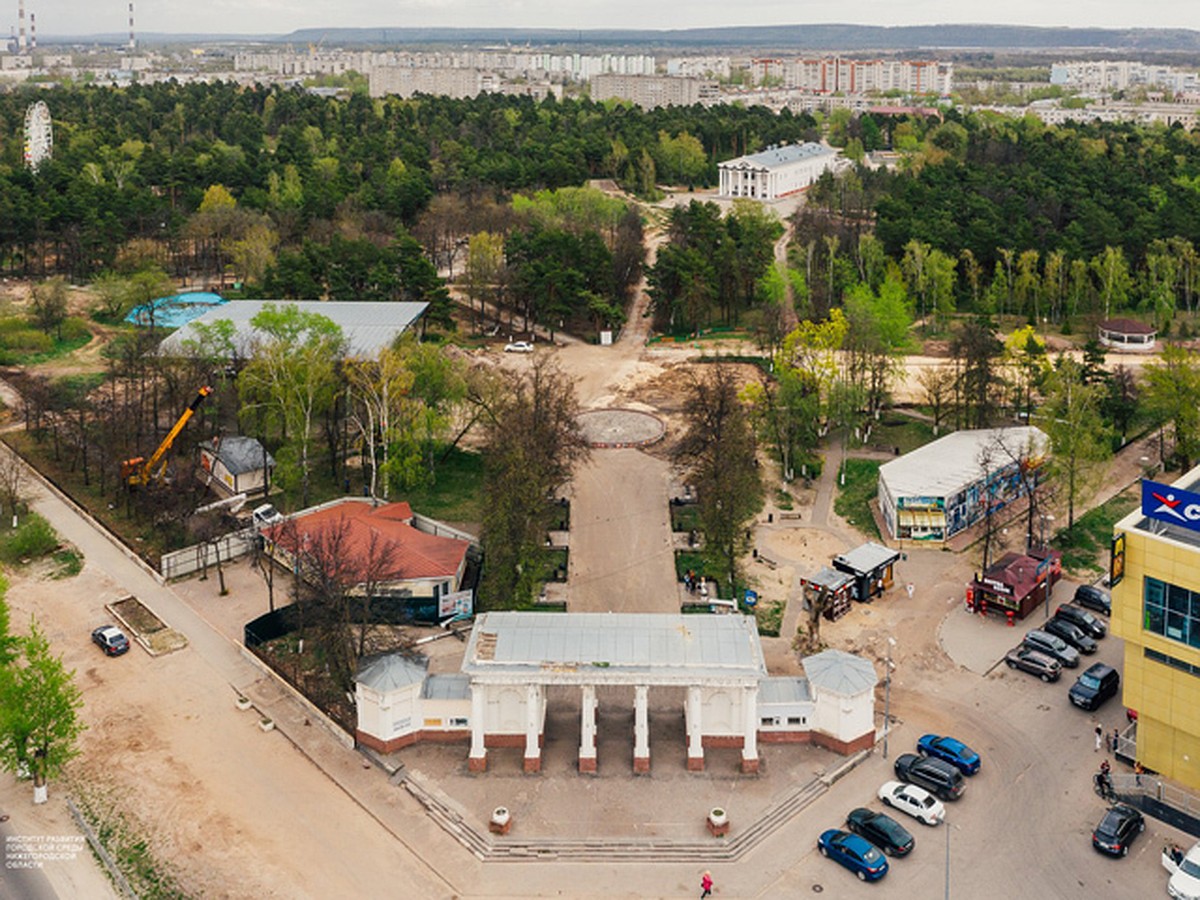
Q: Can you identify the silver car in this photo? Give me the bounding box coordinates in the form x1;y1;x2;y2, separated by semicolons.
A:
1023;628;1080;668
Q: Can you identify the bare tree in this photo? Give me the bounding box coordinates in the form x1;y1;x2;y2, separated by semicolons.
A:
916;365;956;436
0;443;27;516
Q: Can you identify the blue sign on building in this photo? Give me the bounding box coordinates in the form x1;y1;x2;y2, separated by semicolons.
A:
1141;479;1200;532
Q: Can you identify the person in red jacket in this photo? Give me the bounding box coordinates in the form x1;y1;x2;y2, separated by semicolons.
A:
700;871;713;898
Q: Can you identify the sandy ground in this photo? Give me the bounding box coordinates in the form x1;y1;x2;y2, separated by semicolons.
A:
4;554;447;900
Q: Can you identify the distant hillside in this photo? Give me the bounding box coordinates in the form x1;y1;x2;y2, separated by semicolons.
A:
270;24;1200;53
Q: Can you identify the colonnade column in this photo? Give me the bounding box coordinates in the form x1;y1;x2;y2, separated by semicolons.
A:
633;685;650;774
741;684;760;774
523;683;543;774
468;684;487;772
579;684;598;774
686;686;704;771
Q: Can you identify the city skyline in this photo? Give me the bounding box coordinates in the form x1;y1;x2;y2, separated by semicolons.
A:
7;1;1199;41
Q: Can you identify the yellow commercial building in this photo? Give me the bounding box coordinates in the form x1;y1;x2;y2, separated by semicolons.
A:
1111;465;1200;789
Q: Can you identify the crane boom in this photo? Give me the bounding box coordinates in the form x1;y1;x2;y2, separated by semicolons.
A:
122;386;212;486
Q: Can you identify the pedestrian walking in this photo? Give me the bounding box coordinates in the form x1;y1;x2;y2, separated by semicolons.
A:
1111;727;1120;753
700;871;714;898
1135;760;1145;786
1095;724;1103;751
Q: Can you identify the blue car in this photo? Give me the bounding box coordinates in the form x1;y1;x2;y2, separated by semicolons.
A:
817;829;889;881
917;734;981;776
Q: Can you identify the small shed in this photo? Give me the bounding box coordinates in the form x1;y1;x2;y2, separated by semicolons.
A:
802;649;878;754
198;435;274;498
800;566;855;622
1099;318;1157;353
757;676;814;738
354;653;429;753
832;542;901;602
967;549;1062;621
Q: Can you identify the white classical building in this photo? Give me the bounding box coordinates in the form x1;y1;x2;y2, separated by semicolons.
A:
718;143;839;201
354;612;879;774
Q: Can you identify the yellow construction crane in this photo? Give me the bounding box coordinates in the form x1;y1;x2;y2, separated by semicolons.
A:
121;386;212;487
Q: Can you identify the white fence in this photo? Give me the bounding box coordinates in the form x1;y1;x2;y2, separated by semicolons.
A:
161;530;256;580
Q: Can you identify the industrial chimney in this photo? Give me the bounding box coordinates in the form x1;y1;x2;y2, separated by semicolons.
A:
17;0;25;53
29;11;35;50
128;2;135;51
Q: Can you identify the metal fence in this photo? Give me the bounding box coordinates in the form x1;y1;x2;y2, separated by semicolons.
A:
160;530;255;580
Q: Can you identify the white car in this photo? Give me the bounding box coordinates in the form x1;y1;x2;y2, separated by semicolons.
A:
878;780;945;826
1165;840;1200;900
504;341;534;353
252;503;284;529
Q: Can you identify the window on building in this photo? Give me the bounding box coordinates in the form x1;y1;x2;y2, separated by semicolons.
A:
1144;577;1200;649
449;717;469;727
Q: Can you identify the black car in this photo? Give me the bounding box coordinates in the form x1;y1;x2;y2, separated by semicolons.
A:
1070;662;1121;711
91;625;130;656
846;808;914;857
1054;604;1107;639
1092;804;1144;857
1075;584;1112;616
1004;645;1062;682
894;753;965;801
1042;616;1098;654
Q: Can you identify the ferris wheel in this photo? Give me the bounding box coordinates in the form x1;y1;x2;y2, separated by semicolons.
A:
23;101;53;171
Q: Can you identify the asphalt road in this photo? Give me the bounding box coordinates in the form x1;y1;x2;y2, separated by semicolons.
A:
0;816;57;900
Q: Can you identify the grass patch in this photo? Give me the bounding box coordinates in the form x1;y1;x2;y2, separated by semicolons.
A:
774;489;794;510
394;447;483;524
0;513;62;564
536;548;568;582
0;316;92;365
867;417;937;455
1055;485;1141;576
52;548;83;578
833;458;882;539
753;600;784;637
542;499;570;532
670;502;702;533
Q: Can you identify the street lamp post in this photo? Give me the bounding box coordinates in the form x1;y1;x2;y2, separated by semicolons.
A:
883;637;896;759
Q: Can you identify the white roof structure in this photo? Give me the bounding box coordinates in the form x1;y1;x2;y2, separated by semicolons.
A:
157;300;428;359
834;542;899;574
462;612;767;685
758;676;812;704
803;649;878;697
421;673;471;700
879;427;1049;500
357;653;427;692
726;142;835;170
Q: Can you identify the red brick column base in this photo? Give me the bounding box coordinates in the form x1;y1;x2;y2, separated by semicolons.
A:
741;757;760;774
687;755;705;772
468;756;487;773
523;755;542;774
578;756;597;774
633;756;650;774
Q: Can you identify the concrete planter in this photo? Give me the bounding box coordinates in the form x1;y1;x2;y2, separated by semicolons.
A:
489;806;512;835
258;717;275;732
235;696;252;711
707;808;729;837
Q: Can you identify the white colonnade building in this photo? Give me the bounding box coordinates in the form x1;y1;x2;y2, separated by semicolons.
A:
718;142;839;201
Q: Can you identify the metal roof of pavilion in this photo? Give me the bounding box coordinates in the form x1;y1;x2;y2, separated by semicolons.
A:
834;542;901;575
356;652;428;693
157;300;428;359
878;427;1048;501
421;674;471;701
721;141;835;170
462;612;767;683
758;676;812;705
803;649;878;697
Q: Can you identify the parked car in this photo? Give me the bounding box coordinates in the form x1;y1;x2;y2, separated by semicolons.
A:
1005;645;1062;682
504;341;534;353
1092;804;1144;857
846;807;915;857
877;781;945;825
1042;616;1099;654
894;753;965;801
1162;839;1200;899
252;503;283;529
1054;604;1108;639
1070;662;1121;711
817;829;890;881
917;734;981;776
1024;628;1081;668
1075;584;1112;616
91;625;129;656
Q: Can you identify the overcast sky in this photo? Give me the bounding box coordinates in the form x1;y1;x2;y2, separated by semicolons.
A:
17;0;1200;38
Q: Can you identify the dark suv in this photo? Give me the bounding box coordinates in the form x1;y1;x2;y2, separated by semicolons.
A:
894;753;965;801
1054;604;1107;639
1092;804;1144;857
1043;616;1098;654
1069;663;1120;711
1074;584;1111;616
